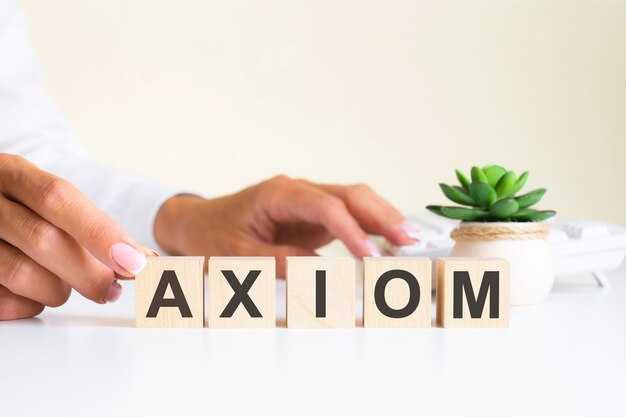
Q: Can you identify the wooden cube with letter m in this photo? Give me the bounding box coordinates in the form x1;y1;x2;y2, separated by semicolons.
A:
436;257;510;328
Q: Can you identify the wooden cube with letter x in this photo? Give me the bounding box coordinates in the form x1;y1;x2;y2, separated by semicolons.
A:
207;257;276;328
135;256;205;328
436;257;510;328
286;257;355;328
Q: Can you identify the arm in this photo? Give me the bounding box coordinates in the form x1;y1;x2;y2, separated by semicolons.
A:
0;2;159;320
1;1;418;285
0;2;178;251
154;177;420;277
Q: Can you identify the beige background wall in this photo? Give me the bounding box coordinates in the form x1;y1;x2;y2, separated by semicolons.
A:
20;0;626;225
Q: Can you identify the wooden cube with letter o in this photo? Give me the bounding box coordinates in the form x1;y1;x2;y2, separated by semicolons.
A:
363;257;432;328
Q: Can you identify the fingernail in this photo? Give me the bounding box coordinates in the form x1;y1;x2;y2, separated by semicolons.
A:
103;280;122;303
111;242;147;275
364;240;382;257
139;245;159;257
394;220;420;240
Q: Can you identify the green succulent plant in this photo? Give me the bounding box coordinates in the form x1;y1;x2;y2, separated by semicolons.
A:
426;165;556;222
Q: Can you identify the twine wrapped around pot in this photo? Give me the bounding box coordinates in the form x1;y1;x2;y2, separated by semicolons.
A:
450;222;550;241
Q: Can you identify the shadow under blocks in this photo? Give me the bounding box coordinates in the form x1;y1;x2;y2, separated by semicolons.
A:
135;256;510;329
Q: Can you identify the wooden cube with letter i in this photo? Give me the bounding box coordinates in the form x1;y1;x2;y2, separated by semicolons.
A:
436;257;510;328
135;256;205;328
286;257;356;328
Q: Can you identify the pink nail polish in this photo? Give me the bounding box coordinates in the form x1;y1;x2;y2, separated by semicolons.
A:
395;220;420;239
111;242;147;275
103;280;122;303
364;240;382;257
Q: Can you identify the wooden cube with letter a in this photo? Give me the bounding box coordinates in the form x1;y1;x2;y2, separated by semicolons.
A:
135;256;204;328
208;257;275;328
436;257;510;328
287;257;355;328
363;257;432;328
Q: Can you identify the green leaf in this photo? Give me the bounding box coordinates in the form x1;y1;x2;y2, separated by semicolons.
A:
515;188;546;209
482;165;507;187
511;209;556;222
471;166;488;183
495;171;517;198
426;205;445;217
488;198;519;219
440;206;488;221
468;182;497;208
510;171;529;196
455;169;471;190
439;183;475;206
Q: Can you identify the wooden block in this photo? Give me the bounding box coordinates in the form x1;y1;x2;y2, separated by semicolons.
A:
436;257;510;328
135;256;204;328
286;257;355;328
207;257;275;328
363;257;432;328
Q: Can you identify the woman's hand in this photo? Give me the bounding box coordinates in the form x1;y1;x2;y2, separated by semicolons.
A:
0;154;151;320
154;175;419;276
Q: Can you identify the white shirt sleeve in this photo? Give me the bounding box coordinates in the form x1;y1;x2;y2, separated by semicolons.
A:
0;1;182;252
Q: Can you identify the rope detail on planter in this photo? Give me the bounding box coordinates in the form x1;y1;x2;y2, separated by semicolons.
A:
450;222;550;241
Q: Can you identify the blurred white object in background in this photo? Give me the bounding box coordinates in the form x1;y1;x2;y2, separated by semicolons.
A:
384;214;626;288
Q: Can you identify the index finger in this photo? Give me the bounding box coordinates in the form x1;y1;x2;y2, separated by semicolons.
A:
263;179;381;258
0;156;147;277
299;180;419;246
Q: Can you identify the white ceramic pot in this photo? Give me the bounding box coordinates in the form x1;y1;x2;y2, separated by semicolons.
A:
449;222;554;306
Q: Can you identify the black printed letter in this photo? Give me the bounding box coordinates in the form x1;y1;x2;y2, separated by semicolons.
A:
374;269;420;318
220;270;262;318
146;270;192;318
453;271;500;319
316;270;326;318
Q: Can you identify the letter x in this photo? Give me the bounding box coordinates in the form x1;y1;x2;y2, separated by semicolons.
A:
219;270;263;318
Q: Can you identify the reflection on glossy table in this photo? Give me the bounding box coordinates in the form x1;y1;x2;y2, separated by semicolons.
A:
1;255;625;417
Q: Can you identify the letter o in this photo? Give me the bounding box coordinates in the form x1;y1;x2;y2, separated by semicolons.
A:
374;269;420;319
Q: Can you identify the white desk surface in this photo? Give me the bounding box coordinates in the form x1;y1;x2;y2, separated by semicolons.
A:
2;255;625;417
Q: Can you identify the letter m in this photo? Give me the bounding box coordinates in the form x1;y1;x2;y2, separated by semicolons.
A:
453;271;500;319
